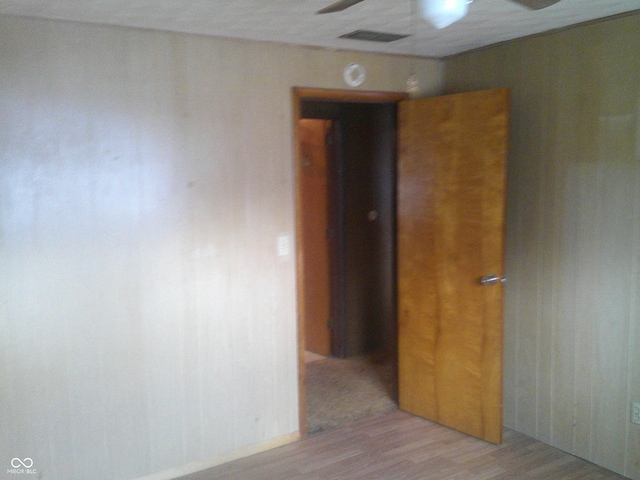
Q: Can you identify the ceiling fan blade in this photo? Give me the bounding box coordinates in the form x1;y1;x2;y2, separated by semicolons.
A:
508;0;562;9
316;0;367;14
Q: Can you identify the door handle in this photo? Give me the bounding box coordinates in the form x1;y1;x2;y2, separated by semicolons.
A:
480;274;506;286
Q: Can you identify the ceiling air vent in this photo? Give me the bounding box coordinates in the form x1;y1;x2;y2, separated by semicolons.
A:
339;30;409;43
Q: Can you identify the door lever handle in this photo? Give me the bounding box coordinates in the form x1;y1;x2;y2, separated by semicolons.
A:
480;274;506;286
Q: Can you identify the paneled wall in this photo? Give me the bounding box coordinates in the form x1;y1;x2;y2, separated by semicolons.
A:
0;15;443;480
445;13;640;479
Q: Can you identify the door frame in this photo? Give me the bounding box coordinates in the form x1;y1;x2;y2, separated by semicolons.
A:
293;87;407;435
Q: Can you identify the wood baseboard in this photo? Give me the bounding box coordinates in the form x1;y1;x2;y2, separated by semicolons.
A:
135;431;301;480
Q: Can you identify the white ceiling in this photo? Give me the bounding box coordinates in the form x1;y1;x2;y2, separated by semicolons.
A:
1;0;639;58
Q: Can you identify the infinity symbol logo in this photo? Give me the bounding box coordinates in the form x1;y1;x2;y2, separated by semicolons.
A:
11;458;33;468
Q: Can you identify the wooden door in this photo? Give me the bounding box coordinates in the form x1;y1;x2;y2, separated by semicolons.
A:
299;119;332;356
397;88;509;444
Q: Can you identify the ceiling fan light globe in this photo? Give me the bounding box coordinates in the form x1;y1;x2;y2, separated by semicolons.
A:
419;0;468;29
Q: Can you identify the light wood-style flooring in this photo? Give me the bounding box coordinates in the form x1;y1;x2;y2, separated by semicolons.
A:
179;410;628;479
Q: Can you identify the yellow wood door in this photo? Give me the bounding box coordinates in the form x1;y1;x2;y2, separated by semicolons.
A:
397;88;510;444
299;119;332;356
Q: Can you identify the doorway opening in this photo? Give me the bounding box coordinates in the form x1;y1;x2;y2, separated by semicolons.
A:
295;87;509;443
294;88;407;435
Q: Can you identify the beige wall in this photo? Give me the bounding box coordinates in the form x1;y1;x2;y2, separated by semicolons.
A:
0;14;443;480
445;13;640;480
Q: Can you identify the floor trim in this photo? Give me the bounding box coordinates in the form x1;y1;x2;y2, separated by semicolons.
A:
135;431;301;480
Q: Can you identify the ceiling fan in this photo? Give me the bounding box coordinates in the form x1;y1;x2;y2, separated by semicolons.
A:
317;0;562;15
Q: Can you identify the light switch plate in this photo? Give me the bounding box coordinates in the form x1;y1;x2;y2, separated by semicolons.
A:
277;235;289;257
632;402;640;425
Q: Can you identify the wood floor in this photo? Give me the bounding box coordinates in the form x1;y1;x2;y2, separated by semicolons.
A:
179;410;628;480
